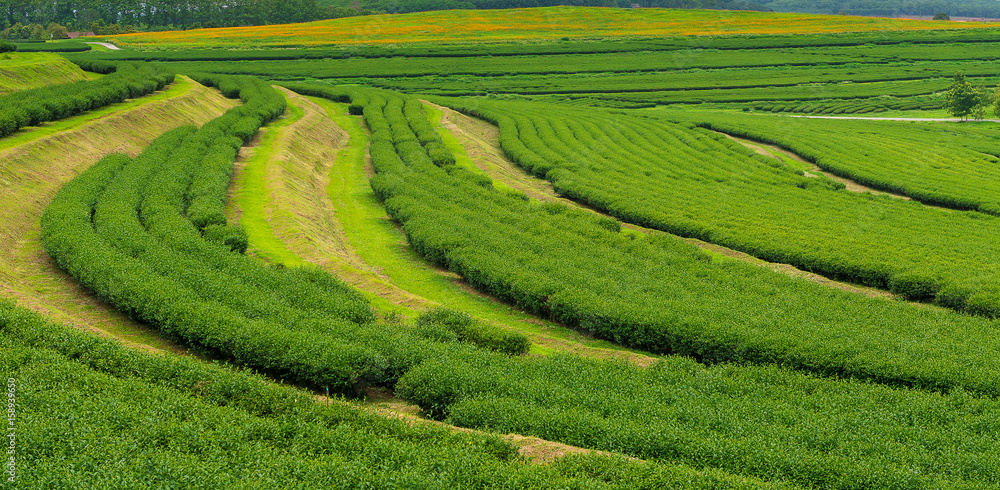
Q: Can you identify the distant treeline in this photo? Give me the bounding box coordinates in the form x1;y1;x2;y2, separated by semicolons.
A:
327;0;1000;18
1;0;996;37
0;0;382;35
760;0;1000;18
340;0;771;14
0;0;772;35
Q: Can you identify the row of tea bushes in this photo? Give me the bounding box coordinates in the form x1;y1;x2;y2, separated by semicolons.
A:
0;61;172;137
448;98;1000;314
286;83;1000;399
397;348;1000;489
2;300;774;489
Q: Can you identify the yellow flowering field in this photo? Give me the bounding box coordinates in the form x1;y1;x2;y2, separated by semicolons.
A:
103;6;994;49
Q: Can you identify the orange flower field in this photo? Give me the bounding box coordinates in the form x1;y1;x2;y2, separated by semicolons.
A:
103;6;996;49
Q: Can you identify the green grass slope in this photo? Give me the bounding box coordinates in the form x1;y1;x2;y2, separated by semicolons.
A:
0;52;93;93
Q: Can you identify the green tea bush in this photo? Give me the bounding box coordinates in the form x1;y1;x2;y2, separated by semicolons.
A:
203;223;249;253
415;308;530;355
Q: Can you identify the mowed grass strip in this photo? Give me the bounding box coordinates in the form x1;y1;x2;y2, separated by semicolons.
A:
323;96;659;361
0;75;238;353
0;52;92;93
101;6;994;49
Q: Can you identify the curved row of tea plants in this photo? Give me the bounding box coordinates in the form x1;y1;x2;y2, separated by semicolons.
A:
368;62;996;98
397;347;1000;490
288;83;1000;398
2;300;770;489
747;97;943;114
444;98;1000;314
578;76;981;106
40;74;527;396
75;29;1000;64
684;112;1000;214
0;61;173;138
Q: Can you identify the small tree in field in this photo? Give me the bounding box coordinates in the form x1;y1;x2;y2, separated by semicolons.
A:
933;12;950;20
946;72;977;120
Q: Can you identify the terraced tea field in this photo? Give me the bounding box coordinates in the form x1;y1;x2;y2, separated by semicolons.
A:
8;8;1000;488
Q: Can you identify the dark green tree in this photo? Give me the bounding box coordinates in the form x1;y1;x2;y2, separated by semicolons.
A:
946;72;977;120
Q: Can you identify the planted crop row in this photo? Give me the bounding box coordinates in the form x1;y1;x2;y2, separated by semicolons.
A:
448;98;1000;314
580;76;978;105
684;112;1000;215
0;61;172;138
396;348;1000;490
12;40;91;52
367;62;995;98
40;74;527;395
290;83;1000;488
748;97;942;114
283;83;1000;397
2;300;770;489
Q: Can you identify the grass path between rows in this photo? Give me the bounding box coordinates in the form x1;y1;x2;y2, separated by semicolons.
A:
226;88;660;463
0;75;239;354
228;87;657;364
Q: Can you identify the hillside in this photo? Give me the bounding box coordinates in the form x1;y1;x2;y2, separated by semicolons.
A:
0;52;94;93
12;8;1000;487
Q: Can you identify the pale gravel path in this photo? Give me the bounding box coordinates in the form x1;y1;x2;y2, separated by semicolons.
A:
83;41;121;50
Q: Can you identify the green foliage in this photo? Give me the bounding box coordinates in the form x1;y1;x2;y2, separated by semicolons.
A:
946;72;978;120
4;299;784;489
291;83;1000;400
0;39;15;53
39;75;545;398
415;308;530;355
475;102;1000;316
0;61;172;138
397;350;1000;489
203;223;249;253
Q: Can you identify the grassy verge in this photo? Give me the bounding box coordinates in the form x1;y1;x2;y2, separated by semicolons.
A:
227;89;309;268
319;97;655;360
0;52;91;93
